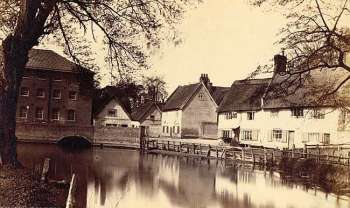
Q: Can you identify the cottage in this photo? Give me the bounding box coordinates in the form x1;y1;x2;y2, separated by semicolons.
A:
161;74;229;138
131;101;163;137
218;54;350;148
94;95;139;128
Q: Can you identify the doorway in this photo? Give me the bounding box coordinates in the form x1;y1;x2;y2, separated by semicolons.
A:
288;131;295;149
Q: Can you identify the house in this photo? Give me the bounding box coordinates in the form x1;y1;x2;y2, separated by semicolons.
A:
93;94;139;128
131;101;163;137
15;48;94;126
161;74;229;138
218;54;350;148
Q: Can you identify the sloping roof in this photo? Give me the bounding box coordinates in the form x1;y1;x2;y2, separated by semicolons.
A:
93;93;132;120
131;101;162;122
162;83;201;111
26;49;77;72
218;78;271;113
0;47;78;72
210;86;230;105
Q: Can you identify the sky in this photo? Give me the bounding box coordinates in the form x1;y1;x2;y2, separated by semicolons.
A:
40;0;287;93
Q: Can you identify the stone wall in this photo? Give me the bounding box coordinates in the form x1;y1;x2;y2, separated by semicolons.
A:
93;126;140;148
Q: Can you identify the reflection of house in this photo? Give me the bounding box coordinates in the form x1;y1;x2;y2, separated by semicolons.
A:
14;48;94;126
218;54;350;148
161;74;229;138
94;95;139;127
131;101;163;137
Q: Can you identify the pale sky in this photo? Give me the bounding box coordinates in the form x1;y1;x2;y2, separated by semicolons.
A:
40;0;287;93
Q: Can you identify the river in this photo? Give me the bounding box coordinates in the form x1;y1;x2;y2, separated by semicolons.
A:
17;143;350;208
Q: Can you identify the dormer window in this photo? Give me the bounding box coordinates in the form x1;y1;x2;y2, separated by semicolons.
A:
312;109;325;119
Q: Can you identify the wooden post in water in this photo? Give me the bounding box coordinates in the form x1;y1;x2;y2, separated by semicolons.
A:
167;141;170;150
187;144;190;154
216;147;219;158
241;148;245;162
193;143;196;154
199;144;202;155
263;149;267;165
271;150;275;165
207;145;211;157
304;144;308;158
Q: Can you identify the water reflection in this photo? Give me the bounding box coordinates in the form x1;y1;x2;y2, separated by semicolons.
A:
17;143;350;208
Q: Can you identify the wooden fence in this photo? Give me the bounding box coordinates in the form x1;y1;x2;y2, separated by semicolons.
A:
142;138;350;166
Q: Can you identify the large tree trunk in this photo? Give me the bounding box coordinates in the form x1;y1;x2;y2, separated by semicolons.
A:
0;36;29;166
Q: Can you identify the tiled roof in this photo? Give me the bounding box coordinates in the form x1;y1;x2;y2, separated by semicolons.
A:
26;49;77;72
218;78;271;113
131;101;162;122
0;47;77;72
162;83;201;111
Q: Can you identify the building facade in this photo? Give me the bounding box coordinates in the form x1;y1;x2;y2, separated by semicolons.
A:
218;54;350;148
16;49;94;127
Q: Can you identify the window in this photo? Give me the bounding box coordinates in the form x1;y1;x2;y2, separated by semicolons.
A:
52;89;61;99
270;110;279;118
291;108;304;118
166;126;169;133
36;89;45;98
222;130;231;138
322;133;330;144
150;115;155;121
225;112;237;119
51;109;60;120
106;124;118;127
121;124;128;127
35;107;44;120
272;129;283;142
247;112;255;120
107;110;117;117
20;87;29;96
68;91;77;100
177;126;180;134
19;106;28;118
312;109;325;119
198;93;204;101
308;132;319;142
241;130;252;141
163;126;166;133
67;110;76;121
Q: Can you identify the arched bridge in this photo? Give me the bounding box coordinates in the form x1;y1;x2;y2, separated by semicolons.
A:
16;123;94;145
15;122;141;148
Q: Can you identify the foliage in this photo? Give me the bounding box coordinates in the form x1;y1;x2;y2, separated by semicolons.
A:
142;75;168;102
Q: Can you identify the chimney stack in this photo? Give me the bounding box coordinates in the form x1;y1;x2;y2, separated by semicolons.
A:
274;52;287;74
199;73;212;92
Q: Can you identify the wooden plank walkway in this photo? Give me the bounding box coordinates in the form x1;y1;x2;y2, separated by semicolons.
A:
141;138;350;166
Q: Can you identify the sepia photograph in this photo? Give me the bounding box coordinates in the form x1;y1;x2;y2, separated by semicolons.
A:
0;0;350;207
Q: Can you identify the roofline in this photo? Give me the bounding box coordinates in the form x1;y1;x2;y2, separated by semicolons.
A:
25;66;79;73
182;82;218;111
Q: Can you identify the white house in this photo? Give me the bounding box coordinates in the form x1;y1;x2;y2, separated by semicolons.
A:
161;74;229;138
94;95;139;128
218;54;350;149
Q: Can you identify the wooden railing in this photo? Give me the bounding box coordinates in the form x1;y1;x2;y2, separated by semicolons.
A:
142;138;350;166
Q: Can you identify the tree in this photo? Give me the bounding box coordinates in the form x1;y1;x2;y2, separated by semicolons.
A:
250;0;350;103
0;0;190;165
142;75;168;102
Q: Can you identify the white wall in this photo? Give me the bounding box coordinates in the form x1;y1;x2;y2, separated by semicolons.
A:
95;99;134;127
161;110;182;137
218;108;345;148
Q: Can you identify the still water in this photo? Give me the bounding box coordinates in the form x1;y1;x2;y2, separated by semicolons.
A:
17;143;350;208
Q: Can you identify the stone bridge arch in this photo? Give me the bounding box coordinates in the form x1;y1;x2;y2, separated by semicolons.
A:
57;135;92;147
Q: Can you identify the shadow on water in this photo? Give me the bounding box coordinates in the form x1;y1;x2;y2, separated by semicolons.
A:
57;136;92;151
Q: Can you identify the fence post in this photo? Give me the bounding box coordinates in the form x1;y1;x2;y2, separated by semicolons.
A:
179;142;181;152
264;148;267;165
207;145;211;157
187;144;190;153
193;143;196;154
304;144;308;158
216;147;219;158
241;147;245;162
199;144;202;155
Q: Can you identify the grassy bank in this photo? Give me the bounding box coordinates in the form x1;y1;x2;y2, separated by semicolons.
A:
278;157;350;195
0;165;67;207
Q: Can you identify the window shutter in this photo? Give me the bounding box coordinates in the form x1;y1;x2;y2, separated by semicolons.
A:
267;130;272;142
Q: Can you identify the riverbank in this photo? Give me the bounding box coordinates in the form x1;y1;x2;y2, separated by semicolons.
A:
0;165;67;207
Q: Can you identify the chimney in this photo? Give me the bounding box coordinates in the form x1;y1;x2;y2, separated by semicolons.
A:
200;74;212;92
274;52;287;74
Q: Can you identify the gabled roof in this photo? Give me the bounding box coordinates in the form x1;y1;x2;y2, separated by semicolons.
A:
93;94;133;120
263;68;350;109
131;101;162;122
218;78;271;113
162;83;202;111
